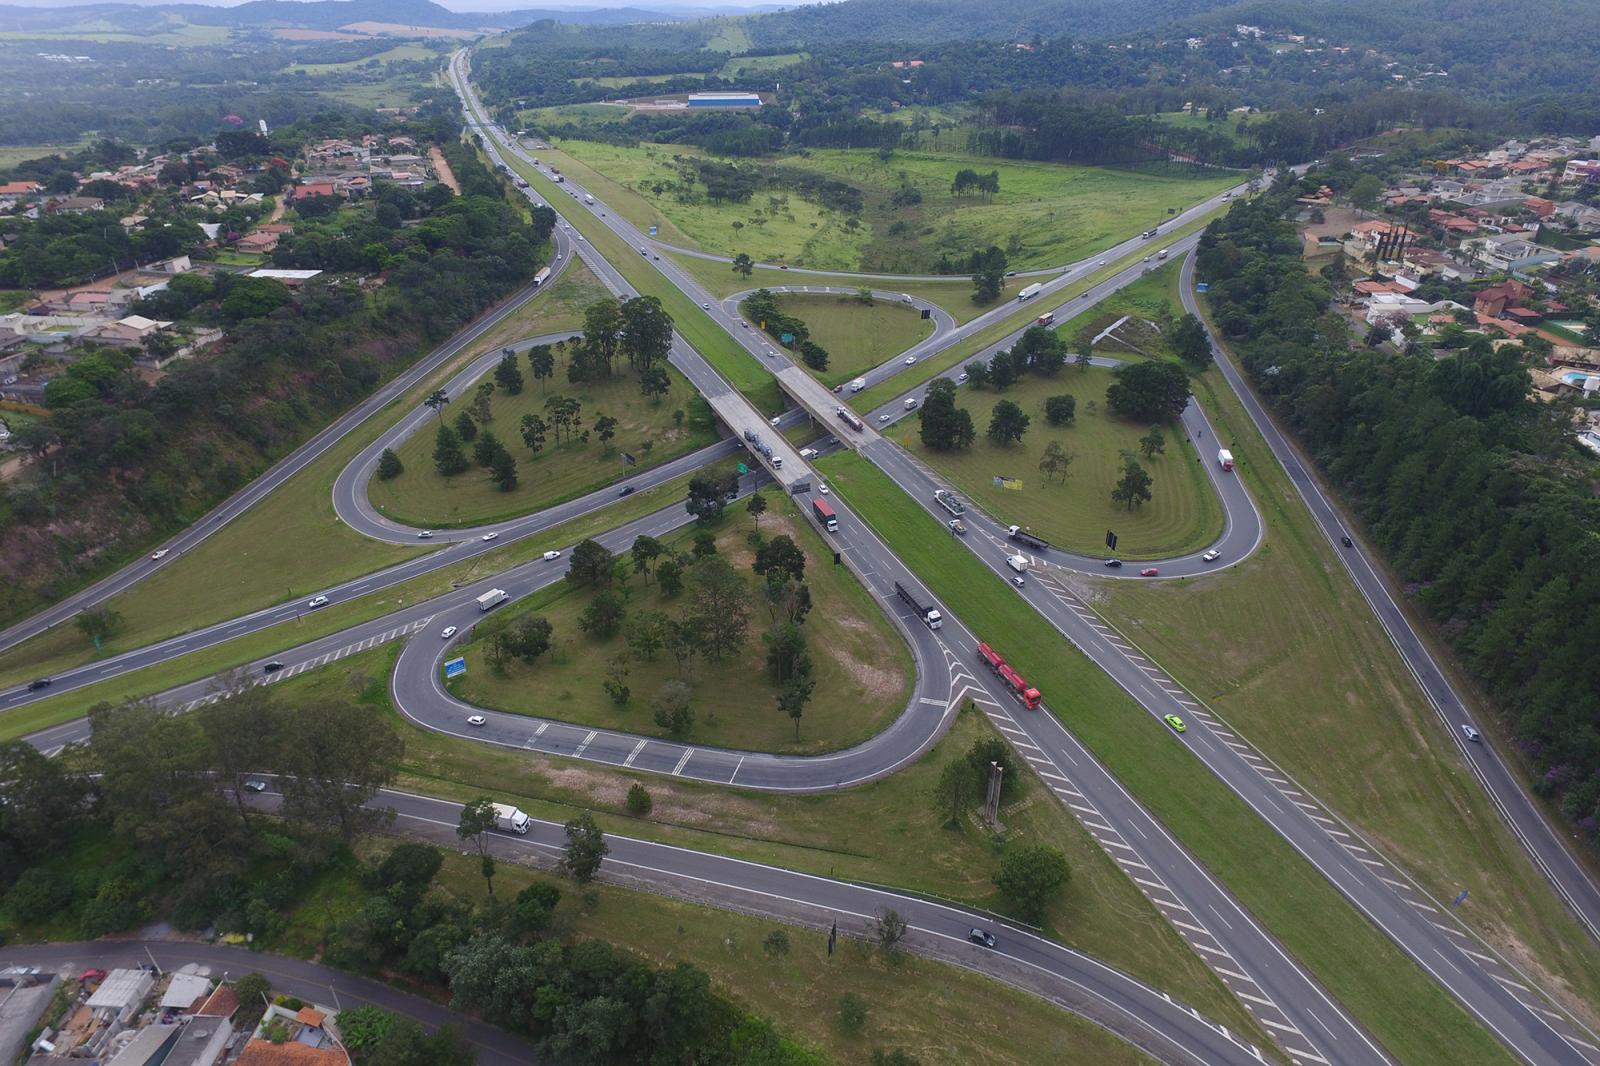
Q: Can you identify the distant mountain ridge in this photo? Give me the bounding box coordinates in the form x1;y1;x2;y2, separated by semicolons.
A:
0;0;695;33
744;0;1238;45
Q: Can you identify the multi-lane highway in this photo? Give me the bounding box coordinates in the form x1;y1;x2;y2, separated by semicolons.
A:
3;44;1596;1066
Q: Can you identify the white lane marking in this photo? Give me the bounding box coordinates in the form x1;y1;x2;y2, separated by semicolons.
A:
729;755;745;783
919;697;945;707
1258;1017;1303;1036
574;730;597;758
622;739;647;767
672;748;695;775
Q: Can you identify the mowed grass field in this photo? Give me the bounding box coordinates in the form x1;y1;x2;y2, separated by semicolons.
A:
794;149;1239;272
1085;359;1600;1027
285;42;438;73
538;139;869;271
752;292;933;386
453;505;911;754
0;260;608;690
903;367;1221;558
367;352;715;527
816;451;1513;1066
280;644;1268;1046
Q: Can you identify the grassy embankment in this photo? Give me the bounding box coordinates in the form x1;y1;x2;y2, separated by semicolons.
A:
900;365;1222;558
0;263;619;691
450;499;910;755
1080;275;1600;1027
815;449;1513;1066
258;644;1275;1052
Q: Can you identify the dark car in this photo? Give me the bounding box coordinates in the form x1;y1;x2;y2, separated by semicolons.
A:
1103;559;1122;569
1340;535;1353;548
619;485;635;497
27;678;52;691
968;928;997;948
263;661;285;674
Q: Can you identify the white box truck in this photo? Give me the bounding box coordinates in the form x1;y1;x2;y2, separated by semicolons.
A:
491;802;531;834
583;193;595;205
1217;449;1234;471
477;588;509;611
849;377;868;392
1006;553;1028;573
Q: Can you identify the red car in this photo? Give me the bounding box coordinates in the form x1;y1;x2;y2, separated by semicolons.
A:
1140;567;1159;577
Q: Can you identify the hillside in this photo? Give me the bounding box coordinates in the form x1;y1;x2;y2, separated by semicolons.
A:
746;0;1234;46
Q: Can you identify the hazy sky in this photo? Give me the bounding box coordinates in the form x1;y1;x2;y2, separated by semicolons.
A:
57;0;803;8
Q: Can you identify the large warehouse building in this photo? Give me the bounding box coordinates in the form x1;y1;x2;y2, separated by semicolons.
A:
687;92;762;108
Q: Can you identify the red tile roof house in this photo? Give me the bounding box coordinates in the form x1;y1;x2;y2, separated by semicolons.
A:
234;230;280;254
1473;280;1531;318
294;180;339;200
1524;196;1557;218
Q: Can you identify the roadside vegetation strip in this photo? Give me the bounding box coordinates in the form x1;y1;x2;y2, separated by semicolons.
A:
448;498;911;756
1099;306;1600;1024
902;365;1223;558
276;644;1274;1048
850;206;1230;413
757;291;935;387
816;450;1514;1066
502;153;785;414
0;268;609;691
0;474;706;741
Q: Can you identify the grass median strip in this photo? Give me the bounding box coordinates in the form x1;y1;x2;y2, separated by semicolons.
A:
506;154;784;414
817;449;1512;1066
0;474;706;742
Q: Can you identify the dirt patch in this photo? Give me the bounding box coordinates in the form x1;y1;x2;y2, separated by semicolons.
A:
539;761;781;838
273;28;369;40
338;21;483;39
429;146;461;195
825;616;904;702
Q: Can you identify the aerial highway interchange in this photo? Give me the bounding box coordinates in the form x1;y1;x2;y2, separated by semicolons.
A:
2;44;1598;1066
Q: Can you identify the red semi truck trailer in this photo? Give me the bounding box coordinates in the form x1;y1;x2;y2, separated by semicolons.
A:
976;642;1041;709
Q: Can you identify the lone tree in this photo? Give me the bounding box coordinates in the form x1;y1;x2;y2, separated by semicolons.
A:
494;350;524;394
1170;313;1212;368
1105;360;1190;423
566;539;617;588
561;812;608;884
423;388;450;423
527;344;555;391
1043;394;1076;426
433;424;469;476
75;607;124;647
456;797;499;897
1038;441;1075;484
376;448;404;480
875;908;909;952
995;844;1071;923
933;757;980;826
987;399;1030;446
732;252;754;278
918;378;976;451
1111;458;1153;511
1138;426;1166;459
651;679;693;736
745;491;768;525
686;471;738;523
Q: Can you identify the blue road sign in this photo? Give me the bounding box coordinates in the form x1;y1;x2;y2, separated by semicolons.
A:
648;226;658;236
444;657;466;679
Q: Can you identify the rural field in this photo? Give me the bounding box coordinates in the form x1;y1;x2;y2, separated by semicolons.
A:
450;502;913;755
903;365;1222;558
520;137;1236;273
748;291;934;386
367;348;716;528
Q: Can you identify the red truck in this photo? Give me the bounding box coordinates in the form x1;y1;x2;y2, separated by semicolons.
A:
976;642;1041;709
1035;311;1054;327
813;497;838;533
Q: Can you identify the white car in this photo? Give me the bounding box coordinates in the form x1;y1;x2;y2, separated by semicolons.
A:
481;531;499;541
818;484;830;495
417;530;433;539
150;549;168;560
441;626;458;639
769;416;782;426
878;414;891;422
1097;259;1107;265
1202;549;1221;563
467;715;487;727
307;595;329;608
900;294;913;303
543;549;562;561
904;355;916;365
243;780;268;793
702;302;710;309
957;372;968;382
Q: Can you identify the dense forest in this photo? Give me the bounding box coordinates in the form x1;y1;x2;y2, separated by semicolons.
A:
1196;180;1600;837
0;118;555;622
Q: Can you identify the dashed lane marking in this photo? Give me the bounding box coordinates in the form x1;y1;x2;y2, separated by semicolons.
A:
672;748;695;775
573;729;597;758
622;739;647;767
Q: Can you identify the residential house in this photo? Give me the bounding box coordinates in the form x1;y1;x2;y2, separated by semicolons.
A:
233;1002;348;1066
1552;201;1600;231
1473;280;1531;318
1427;179;1467;200
293;180;339;201
1522;196;1557;219
44;196;103;215
146;256;192;275
247;268;322;287
234;230;280;254
83;314;173;349
1463;234;1562;272
1562;160;1600;184
0;180;42;207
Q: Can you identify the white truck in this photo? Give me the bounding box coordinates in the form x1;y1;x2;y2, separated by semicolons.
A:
1217;448;1234;471
1006;553;1028;574
849;377;868;392
583;193;596;205
934;489;965;516
477;588;509;612
491;802;531;834
1018;282;1043;301
894;581;944;630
